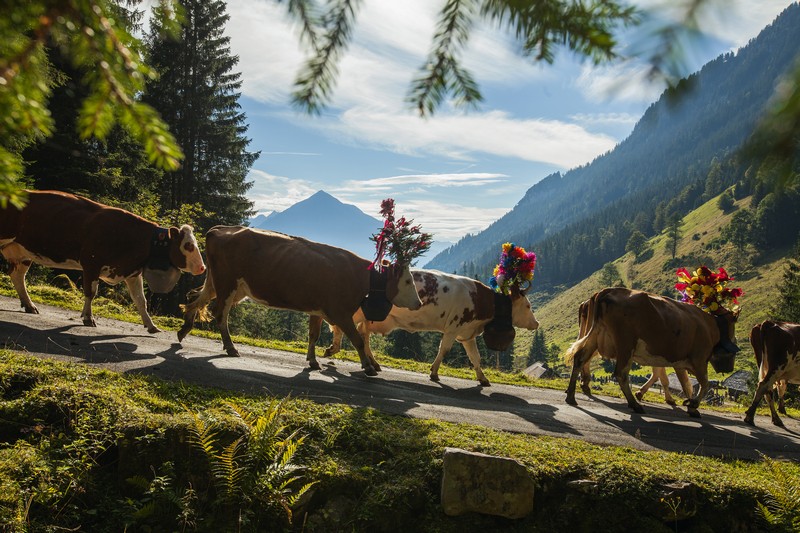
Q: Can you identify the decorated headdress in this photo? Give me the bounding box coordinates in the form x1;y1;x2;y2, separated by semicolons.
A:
489;242;536;295
675;266;743;313
369;198;432;270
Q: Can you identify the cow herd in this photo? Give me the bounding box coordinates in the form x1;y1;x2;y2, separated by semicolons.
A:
0;190;797;429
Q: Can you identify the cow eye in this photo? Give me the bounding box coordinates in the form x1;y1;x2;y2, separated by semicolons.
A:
184;242;195;253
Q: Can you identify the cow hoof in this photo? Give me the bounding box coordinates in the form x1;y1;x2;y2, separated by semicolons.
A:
147;325;161;334
225;347;240;357
177;324;192;342
631;404;646;414
430;374;440;383
581;386;592;397
364;367;378;377
665;398;677;406
24;305;39;314
687;409;701;419
743;414;756;426
373;363;382;372
479;380;491;387
83;317;97;327
308;360;321;371
565;396;578;406
772;418;785;428
634;391;644;402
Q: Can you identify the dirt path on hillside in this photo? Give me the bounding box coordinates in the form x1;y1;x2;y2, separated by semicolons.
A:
1;295;798;461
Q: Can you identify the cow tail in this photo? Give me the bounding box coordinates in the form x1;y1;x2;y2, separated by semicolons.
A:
178;275;215;341
565;293;602;366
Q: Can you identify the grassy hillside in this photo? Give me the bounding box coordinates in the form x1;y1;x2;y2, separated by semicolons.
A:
516;192;790;376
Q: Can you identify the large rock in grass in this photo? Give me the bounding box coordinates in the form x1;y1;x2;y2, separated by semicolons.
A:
441;447;534;519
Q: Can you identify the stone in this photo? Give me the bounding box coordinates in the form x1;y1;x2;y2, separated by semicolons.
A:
441;447;534;519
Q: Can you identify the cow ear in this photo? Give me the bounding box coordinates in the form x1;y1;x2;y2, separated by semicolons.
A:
169;226;181;241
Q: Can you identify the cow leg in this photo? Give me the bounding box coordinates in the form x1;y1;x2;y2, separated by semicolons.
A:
685;367;710;419
429;333;457;384
635;369;660;403
765;383;784;427
462;338;489;387
125;275;160;333
307;315;323;370
614;358;645;414
214;291;242;357
3;250;38;314
744;375;778;426
178;280;216;342
358;322;381;372
80;277;99;327
323;324;344;357
674;369;693;406
565;339;597;406
580;360;592;396
776;380;787;415
334;319;377;376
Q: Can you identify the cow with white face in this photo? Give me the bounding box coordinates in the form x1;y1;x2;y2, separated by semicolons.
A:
0;190;206;333
317;269;540;386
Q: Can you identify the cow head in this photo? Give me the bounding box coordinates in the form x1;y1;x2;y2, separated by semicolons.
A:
510;285;539;330
385;261;422;311
169;225;206;276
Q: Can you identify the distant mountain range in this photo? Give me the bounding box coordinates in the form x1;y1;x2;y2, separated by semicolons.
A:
424;3;800;285
247;191;451;262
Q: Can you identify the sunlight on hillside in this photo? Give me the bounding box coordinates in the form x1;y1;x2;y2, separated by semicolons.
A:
516;191;790;376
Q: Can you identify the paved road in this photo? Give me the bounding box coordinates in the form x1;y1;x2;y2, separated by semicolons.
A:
1;296;798;461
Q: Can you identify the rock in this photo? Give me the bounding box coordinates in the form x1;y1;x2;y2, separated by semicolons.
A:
441;447;534;519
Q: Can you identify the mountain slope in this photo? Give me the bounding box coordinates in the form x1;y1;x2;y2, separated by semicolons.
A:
426;4;800;278
248;191;381;259
515;191;790;373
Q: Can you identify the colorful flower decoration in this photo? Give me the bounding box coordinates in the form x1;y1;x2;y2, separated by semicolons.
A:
489;242;536;295
370;198;432;270
675;266;743;313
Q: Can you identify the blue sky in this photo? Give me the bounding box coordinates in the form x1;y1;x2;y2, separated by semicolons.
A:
224;0;793;245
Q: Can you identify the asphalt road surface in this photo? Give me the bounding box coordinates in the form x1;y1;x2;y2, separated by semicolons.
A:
1;295;798;461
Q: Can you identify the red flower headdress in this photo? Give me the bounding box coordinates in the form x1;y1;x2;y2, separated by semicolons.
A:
369;198;432;270
675;266;743;313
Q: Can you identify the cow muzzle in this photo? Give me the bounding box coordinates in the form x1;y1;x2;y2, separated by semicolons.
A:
143;266;182;293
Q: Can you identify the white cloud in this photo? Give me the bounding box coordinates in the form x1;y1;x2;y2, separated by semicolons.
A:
339;172;508;193
332;108;617;168
352;198;509;243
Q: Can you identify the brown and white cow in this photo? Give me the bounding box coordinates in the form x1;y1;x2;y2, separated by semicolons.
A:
575;297;694;404
177;226;422;376
0;190;205;333
744;320;800;427
565;288;739;417
317;269;539;386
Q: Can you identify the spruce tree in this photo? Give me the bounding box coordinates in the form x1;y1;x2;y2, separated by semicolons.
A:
527;330;548;366
145;0;257;228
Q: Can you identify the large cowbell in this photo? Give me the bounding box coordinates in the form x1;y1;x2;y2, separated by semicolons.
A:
482;293;515;351
143;227;181;294
361;267;393;322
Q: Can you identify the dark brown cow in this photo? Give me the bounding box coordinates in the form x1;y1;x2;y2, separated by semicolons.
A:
0;190;206;332
565;288;739;417
744;320;800;427
177;226;422;375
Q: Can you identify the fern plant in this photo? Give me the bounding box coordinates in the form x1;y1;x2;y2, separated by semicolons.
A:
187;399;317;527
756;454;800;532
